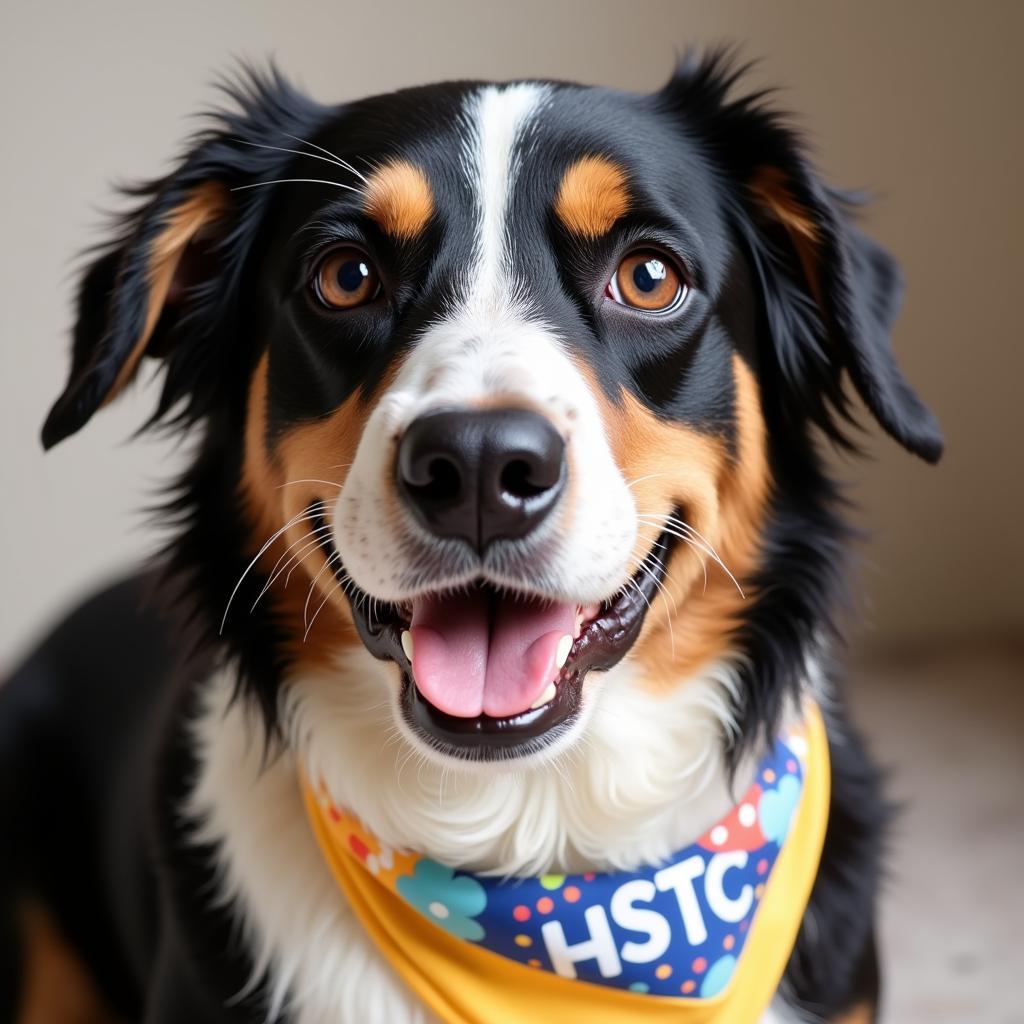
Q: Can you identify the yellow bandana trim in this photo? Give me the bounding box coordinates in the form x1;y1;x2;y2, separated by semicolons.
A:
301;702;829;1023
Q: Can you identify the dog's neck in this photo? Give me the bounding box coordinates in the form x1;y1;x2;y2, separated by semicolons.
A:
283;646;777;876
187;653;812;1021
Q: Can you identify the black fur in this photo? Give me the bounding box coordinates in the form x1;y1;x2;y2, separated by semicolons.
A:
3;53;939;1021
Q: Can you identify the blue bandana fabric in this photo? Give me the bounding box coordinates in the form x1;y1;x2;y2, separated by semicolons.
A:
333;722;810;999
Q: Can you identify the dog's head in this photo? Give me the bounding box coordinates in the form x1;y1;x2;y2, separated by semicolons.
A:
44;56;941;769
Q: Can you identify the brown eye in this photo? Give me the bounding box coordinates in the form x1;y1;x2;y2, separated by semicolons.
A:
314;247;381;309
607;250;687;313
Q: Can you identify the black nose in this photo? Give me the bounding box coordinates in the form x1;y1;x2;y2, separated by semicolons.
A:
396;408;566;553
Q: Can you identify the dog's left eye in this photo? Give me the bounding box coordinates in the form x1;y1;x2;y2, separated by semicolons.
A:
606;250;687;314
313;247;381;309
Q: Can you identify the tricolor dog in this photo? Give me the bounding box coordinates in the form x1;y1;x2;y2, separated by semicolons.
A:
0;52;942;1023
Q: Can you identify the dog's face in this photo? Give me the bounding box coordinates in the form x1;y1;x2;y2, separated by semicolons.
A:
238;80;773;763
43;60;942;768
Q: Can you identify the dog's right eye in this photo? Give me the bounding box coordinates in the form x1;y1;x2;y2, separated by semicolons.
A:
606;249;688;314
313;247;381;310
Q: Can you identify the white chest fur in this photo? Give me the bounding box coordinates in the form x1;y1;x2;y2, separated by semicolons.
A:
187;652;802;1023
188;669;435;1024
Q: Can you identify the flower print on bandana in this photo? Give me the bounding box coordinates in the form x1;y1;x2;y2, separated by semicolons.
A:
758;774;801;843
313;711;816;999
396;859;488;941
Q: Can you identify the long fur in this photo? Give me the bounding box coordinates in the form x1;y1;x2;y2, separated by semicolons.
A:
188;650;763;1023
1;50;942;1024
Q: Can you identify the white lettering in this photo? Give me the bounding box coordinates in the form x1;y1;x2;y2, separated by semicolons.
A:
541;905;623;979
654;855;708;945
609;879;672;965
705;851;753;923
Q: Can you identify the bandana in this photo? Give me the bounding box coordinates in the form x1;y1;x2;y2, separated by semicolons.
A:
301;702;829;1023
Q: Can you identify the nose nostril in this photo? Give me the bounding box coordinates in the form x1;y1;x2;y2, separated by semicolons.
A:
500;459;550;500
410;457;462;503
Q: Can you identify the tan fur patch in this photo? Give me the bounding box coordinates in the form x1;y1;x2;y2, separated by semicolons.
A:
103;181;230;404
748;166;822;303
554;156;630;238
363;160;434;240
239;352;402;670
17;902;111;1024
594;355;770;688
832;1002;876;1024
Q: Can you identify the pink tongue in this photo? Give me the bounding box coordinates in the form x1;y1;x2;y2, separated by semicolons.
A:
409;590;577;718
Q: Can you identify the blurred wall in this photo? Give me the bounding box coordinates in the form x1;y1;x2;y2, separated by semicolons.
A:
1;0;1021;669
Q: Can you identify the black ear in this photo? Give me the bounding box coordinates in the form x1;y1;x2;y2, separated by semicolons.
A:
41;65;331;449
661;52;943;463
42;183;231;448
745;165;943;463
839;224;942;461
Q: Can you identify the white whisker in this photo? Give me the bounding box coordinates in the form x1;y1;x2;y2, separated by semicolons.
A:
285;532;334;588
276;478;344;490
220;501;330;632
636;526;709;594
625;576;651;615
637;516;745;598
624;473;670;490
638;519;724;572
304;570;351;641
230;178;362;194
304;550;343;635
251;527;325;611
230;137;366;182
279;131;370;184
629;554;676;659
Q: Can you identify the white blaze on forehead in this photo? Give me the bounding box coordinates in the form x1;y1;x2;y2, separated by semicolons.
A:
459;83;551;311
331;81;638;606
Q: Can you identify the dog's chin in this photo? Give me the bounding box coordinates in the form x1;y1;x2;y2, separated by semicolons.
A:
313;507;676;765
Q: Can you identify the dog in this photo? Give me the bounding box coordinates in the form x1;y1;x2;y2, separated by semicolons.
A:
0;51;942;1024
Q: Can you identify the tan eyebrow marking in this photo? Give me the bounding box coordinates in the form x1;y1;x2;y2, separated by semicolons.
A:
553;156;630;238
362;159;435;240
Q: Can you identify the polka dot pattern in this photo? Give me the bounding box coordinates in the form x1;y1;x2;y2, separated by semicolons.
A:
700;954;738;998
313;711;813;999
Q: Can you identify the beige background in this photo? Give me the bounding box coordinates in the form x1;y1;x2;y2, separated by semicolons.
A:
2;0;1021;668
1;1;1021;1020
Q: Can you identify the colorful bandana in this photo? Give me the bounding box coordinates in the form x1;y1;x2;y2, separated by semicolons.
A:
301;703;830;1024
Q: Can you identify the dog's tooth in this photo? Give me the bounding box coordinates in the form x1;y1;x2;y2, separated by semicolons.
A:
556;634;573;669
400;630;414;661
530;682;557;710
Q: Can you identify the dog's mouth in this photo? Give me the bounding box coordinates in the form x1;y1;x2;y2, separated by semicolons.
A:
312;507;676;761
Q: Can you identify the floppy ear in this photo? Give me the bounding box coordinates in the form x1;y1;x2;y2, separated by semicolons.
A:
42;182;230;448
662;52;943;463
745;165;943;463
41;65;331;449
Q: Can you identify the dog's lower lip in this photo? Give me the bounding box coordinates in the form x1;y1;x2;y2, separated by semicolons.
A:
313;505;677;760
